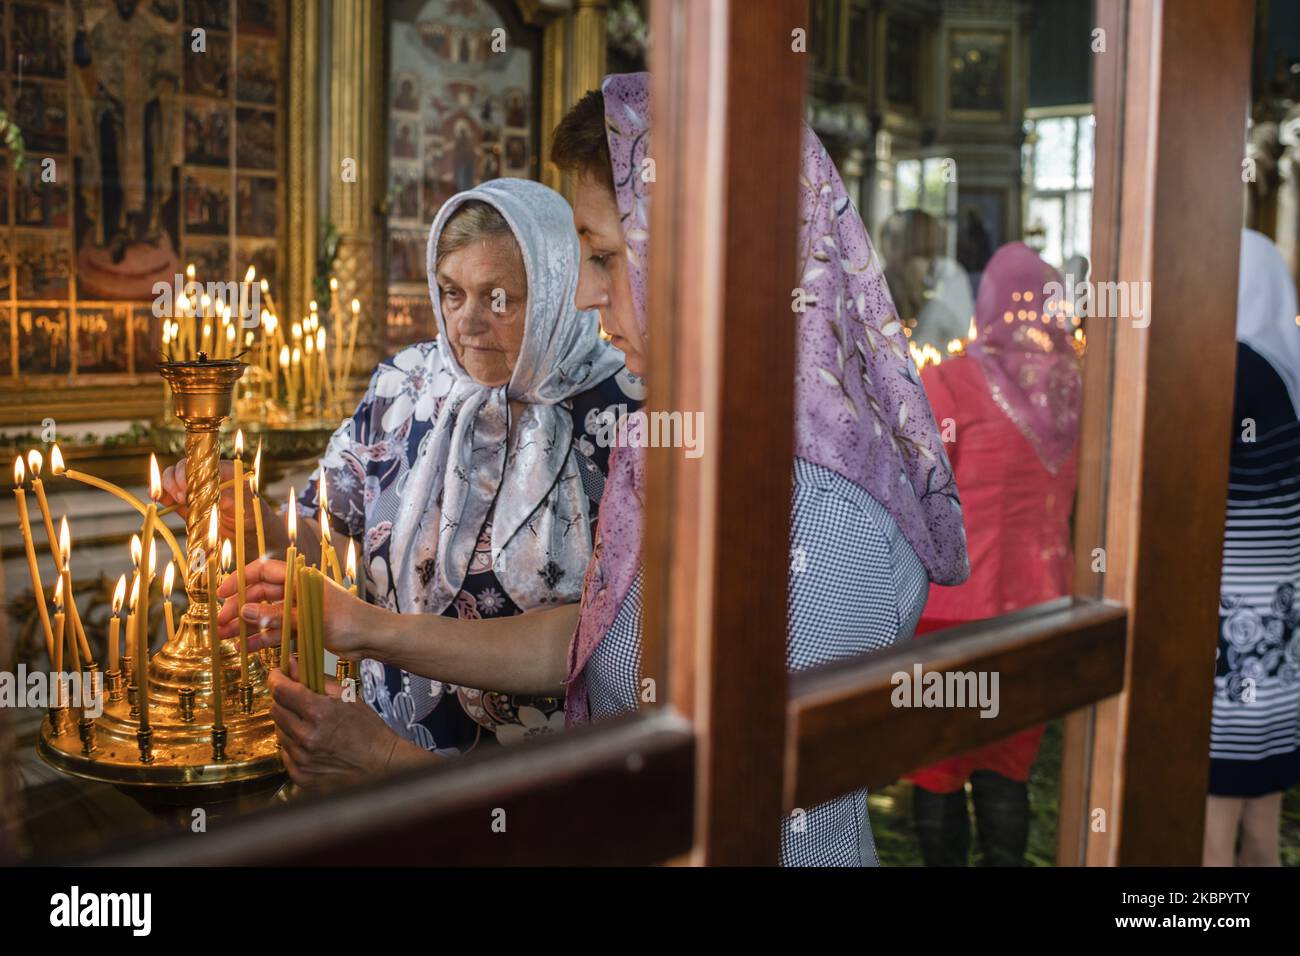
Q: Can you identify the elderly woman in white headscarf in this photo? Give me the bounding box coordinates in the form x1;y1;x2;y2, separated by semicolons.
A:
169;178;635;782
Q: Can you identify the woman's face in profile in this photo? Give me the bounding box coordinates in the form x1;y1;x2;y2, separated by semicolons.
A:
436;235;528;386
572;175;645;377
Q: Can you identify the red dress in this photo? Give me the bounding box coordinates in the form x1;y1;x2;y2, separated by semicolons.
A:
906;354;1078;793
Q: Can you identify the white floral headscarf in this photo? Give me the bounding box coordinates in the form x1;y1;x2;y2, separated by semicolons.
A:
389;178;625;613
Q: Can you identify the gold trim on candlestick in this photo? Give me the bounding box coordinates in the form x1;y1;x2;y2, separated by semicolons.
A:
106;669;123;704
78;717;96;757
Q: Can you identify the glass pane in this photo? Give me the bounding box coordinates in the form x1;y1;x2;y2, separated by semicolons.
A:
803;0;1102;868
1033;117;1078;191
1076;115;1096;190
896;159;923;210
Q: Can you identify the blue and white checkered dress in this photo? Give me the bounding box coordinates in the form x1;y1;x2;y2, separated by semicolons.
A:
585;457;929;865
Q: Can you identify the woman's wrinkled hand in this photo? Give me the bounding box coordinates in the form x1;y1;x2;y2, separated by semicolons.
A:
268;655;408;789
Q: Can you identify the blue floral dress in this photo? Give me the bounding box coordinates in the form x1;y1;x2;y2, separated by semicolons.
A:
301;341;643;754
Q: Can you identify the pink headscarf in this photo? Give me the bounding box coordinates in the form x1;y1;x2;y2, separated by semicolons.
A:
565;73;970;721
966;243;1081;473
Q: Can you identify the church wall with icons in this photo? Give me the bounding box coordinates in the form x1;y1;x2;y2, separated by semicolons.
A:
0;0;287;385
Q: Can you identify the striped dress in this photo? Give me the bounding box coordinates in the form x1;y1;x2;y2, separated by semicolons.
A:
1211;343;1300;796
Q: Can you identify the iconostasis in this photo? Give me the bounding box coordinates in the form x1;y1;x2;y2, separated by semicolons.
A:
0;0;287;396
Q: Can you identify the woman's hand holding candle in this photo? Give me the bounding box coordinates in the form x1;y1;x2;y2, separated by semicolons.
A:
267;655;433;788
215;556;371;664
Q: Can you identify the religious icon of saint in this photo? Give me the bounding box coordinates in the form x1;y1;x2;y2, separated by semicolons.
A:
71;0;182;298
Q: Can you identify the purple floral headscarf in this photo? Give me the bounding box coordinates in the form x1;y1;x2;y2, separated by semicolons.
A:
565;73;969;722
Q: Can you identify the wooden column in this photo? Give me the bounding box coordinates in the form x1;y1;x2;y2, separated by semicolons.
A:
1081;0;1253;866
642;0;804;865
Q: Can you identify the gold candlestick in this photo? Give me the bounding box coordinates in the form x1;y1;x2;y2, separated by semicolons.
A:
38;356;283;790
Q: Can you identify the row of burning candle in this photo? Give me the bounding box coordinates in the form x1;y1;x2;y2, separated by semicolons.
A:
11;434;358;760
161;266;364;420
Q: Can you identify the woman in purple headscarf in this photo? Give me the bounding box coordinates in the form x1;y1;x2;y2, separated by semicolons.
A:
550;74;968;865
904;242;1081;866
227;74;968;866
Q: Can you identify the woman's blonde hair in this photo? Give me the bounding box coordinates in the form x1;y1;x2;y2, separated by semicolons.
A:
435;200;517;265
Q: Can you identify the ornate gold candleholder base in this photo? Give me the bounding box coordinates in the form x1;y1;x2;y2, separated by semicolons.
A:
38;356;284;791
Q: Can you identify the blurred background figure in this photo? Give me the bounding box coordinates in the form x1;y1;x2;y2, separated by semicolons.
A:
905;242;1082;866
1204;229;1300;867
879;208;973;353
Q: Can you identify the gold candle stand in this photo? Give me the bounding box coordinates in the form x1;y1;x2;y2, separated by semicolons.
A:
38;357;284;789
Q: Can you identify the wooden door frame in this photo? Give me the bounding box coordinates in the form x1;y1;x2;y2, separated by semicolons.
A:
82;0;1256;867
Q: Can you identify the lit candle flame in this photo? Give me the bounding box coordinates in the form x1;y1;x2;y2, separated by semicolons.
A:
12;456;23;488
207;506;220;553
130;534;142;568
54;575;64;610
163;561;175;598
235;429;244;458
220;539;232;573
26;449;42;476
245;265;257;283
260;278;269;294
292;321;302;340
129;574;140;612
351;298;360;315
345;539;357;583
149;453;162;502
279;345;290;369
288;488;297;544
58;515;70;570
330;276;338;292
112;574;127;614
292;347;301;366
316;328;326;351
177;293;190;313
318;482;331;545
50;444;64;475
186;263;196;281
309;300;318;313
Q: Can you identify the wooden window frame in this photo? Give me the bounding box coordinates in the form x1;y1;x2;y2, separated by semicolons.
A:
84;0;1255;867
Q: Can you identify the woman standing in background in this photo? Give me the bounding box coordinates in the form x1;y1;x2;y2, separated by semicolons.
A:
907;242;1081;866
1204;229;1300;867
